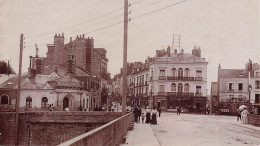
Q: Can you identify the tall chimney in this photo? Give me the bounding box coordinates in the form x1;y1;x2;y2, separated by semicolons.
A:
35;44;39;57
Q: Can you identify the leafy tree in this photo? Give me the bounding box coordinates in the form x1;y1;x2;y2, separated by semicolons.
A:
0;60;16;74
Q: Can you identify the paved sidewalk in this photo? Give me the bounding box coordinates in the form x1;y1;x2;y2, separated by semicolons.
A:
121;123;160;146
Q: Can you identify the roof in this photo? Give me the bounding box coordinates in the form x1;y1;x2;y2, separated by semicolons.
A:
219;69;248;78
0;74;17;85
154;53;207;63
0;73;60;89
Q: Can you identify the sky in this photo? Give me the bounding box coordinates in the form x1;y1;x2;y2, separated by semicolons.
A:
0;0;259;93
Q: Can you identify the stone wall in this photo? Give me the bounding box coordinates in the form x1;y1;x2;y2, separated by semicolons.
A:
0;111;122;145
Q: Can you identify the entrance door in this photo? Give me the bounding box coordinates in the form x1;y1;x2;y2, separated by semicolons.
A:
63;97;69;110
157;102;161;109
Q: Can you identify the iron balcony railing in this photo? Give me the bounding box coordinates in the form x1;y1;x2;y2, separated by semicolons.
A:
166;76;203;81
167;92;194;97
195;93;203;97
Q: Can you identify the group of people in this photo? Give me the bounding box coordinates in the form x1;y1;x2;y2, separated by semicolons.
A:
237;107;249;124
133;106;161;125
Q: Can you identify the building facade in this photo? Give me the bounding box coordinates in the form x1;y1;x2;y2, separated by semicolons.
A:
0;33;111;112
111;46;208;112
215;60;260;115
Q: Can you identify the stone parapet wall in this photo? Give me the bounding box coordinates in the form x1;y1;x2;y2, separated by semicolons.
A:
0;111;122;145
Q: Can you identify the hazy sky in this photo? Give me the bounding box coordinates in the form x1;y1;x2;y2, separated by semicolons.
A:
0;0;259;92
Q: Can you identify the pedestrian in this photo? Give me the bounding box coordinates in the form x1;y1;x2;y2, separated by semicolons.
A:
150;106;158;125
237;108;242;121
141;112;145;123
133;106;138;123
158;107;161;117
177;106;181;115
137;106;142;123
241;107;249;124
145;107;151;124
65;107;70;112
79;105;83;111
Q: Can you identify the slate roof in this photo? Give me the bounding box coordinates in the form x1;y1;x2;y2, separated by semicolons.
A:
218;69;248;78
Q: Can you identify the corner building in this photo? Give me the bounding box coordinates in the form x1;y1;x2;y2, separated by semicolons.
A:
149;47;208;111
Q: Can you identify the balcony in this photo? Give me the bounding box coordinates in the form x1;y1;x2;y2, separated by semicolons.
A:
167;76;195;81
158;92;166;96
195;77;203;81
167;92;194;97
158;76;166;80
195;93;203;97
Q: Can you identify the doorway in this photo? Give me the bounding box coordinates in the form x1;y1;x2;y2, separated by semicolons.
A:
63;97;69;110
157;101;161;109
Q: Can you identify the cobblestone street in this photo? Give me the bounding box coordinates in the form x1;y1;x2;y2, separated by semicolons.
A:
123;112;260;146
151;113;260;146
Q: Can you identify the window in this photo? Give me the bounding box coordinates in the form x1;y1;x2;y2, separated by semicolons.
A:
238;83;243;90
159;85;165;92
26;97;32;107
229;83;234;90
159;70;165;76
185;68;190;77
256;72;260;76
256;80;260;89
196;86;201;94
178;68;183;78
171;83;176;91
196;70;202;77
184;83;189;92
178;83;183;93
255;94;260;103
1;95;8;104
172;68;176;77
41;97;48;108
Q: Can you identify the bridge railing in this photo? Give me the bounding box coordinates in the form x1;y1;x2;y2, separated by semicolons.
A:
58;112;134;146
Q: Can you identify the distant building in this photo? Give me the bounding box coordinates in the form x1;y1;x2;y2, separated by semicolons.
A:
0;33;111;112
215;60;260;115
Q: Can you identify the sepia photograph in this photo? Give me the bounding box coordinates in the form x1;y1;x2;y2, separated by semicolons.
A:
0;0;259;145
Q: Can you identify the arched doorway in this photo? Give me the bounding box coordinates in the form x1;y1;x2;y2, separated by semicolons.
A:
63;97;69;110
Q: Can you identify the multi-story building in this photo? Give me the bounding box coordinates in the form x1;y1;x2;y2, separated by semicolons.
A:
112;45;208;111
215;60;260;115
150;46;208;111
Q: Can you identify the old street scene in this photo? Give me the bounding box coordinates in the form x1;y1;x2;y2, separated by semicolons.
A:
0;0;259;146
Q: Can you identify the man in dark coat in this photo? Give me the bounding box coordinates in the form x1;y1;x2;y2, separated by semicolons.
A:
133;106;138;123
137;106;142;123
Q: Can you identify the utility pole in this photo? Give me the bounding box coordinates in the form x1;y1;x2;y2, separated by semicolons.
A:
15;33;23;145
122;0;128;115
7;60;10;75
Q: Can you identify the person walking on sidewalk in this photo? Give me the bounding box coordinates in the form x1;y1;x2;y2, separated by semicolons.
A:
241;107;249;124
133;106;138;123
145;107;151;124
141;112;145;123
158;107;161;117
177;106;181;115
151;106;158;125
137;106;142;123
237;108;242;121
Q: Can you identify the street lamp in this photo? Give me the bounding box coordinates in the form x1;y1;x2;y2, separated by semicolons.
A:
248;84;252;111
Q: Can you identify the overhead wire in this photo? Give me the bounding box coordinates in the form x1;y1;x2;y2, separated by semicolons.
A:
24;0;187;48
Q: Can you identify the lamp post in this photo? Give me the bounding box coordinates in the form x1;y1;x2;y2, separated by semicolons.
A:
149;89;154;108
248;84;252;111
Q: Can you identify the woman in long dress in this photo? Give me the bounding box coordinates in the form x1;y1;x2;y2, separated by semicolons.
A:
145;107;151;124
241;108;249;124
151;106;158;125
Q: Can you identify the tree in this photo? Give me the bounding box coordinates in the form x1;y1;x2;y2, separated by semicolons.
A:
0;60;16;74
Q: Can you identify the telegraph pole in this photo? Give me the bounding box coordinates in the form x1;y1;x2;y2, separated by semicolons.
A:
15;33;23;145
122;0;128;115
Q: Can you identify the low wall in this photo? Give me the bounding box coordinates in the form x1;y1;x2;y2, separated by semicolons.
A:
58;112;134;146
248;114;260;127
0;111;122;145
